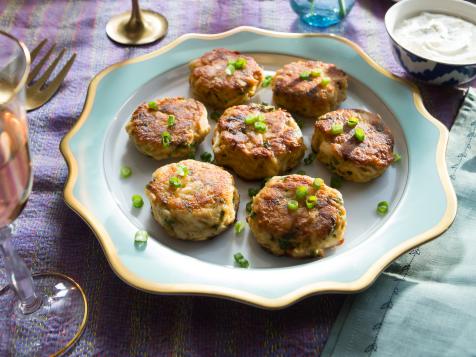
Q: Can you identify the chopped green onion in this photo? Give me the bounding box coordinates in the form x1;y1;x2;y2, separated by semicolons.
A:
313;177;324;190
310;69;321;77
225;64;235;75
330;175;343;189
296;170;306;175
234;57;247;69
132;194;144;208
304;152;316;165
167;114;175;127
377;201;389;215
254;121;267;132
287;199;299;211
169;176;182;188
148;101;158;110
331;123;344;135
200;151;213;162
162;131;172;147
295;118;304;128
120;166;132;178
134;230;149;243
354;127;365;142
246;201;253;214
306;195;317;209
233;252;250;268
296;185;308;200
393;152;401;163
177;164;189;177
210;111;221;121
299;71;310;80
245;113;265;125
262;75;273;87
320;77;331;87
234;221;245;234
347;117;359;127
248;187;260;197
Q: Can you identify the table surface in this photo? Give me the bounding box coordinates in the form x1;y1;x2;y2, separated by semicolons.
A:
0;0;470;355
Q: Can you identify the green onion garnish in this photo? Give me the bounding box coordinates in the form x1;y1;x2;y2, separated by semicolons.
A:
245;113;265;125
296;185;308;200
120;166;132;178
134;230;149;243
299;71;310;80
313;177;324;190
287;199;299;211
162;131;172;147
167;114;175;127
310;69;321;78
148;101;158;110
262;75;273;87
234;57;247;69
304;152;316;165
354;127;365;142
330;175;343;189
254;121;267;132
200;151;213;162
248;187;260;197
306;195;317;209
169;176;182;188
347;117;359;127
246;201;252;214
132;194;144;208
320;77;331;87
377;201;389;215
225;64;236;75
295;118;304;128
177;164;189;177
393;152;401;163
233;252;250;268
210;111;221;121
234;221;245;234
331;123;344;135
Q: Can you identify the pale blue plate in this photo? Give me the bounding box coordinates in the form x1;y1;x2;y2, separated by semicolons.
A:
61;27;456;309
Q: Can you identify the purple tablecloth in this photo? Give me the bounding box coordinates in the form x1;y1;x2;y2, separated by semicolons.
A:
0;0;468;355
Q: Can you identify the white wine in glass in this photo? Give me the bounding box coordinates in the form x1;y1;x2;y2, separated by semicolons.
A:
0;31;87;356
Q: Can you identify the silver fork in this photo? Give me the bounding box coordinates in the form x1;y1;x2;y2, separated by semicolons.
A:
26;39;76;111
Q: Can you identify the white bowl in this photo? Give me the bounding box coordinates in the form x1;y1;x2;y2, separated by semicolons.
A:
385;0;476;85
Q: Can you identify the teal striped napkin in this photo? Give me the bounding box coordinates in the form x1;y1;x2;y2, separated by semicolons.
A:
322;88;476;357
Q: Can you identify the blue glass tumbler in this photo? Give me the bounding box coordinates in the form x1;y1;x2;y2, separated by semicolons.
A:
290;0;356;28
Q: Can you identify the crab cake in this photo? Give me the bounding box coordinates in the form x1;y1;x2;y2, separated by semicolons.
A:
125;97;210;160
247;175;346;258
212;103;306;180
272;60;347;118
311;109;394;183
145;160;239;241
189;48;264;109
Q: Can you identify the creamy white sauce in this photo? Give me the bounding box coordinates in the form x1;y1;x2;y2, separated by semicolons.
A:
394;12;476;65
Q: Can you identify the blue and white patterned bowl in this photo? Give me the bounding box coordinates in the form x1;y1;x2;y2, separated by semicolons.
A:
385;0;476;86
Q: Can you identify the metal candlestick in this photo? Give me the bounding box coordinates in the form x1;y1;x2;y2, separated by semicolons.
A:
106;0;168;45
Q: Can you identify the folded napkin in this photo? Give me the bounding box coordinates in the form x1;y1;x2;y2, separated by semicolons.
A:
322;88;476;357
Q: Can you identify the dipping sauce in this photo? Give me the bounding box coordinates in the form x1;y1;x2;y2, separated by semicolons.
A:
394;12;476;65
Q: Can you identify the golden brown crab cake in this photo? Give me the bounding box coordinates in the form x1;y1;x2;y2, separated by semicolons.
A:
125;97;210;160
212;103;306;180
247;175;346;258
189;48;264;109
311;109;394;183
145;160;239;241
272;60;347;118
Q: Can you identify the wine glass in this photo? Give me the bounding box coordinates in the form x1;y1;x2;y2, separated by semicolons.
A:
106;0;168;45
0;31;87;356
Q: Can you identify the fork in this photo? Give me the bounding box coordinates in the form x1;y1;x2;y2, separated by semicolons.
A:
26;39;76;111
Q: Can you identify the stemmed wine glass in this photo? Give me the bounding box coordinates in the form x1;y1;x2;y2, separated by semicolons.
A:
0;31;87;356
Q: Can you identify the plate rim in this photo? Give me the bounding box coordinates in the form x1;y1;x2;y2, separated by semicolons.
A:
59;26;457;309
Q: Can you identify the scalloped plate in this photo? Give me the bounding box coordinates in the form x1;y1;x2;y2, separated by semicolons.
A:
60;27;456;309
